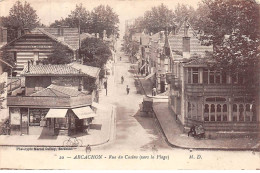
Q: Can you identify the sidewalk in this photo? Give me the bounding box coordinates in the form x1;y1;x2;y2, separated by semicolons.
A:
135;73;260;151
153;102;260;151
0;103;115;147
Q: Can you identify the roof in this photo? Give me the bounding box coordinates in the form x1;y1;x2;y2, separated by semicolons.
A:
183;57;215;67
30;84;87;97
168;19;213;56
69;63;100;78
21;64;100;78
140;34;150;45
31;28;79;51
1;27;80;51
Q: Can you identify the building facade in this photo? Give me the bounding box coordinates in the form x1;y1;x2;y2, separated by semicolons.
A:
169;20;259;137
1;26;80;74
7;64;101;136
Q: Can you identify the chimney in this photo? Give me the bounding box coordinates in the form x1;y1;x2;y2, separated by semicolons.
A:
24;28;29;34
17;29;22;37
27;61;30;73
183;37;190;59
2;27;7;44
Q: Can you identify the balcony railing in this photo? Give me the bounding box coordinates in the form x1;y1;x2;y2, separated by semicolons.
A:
185;84;253;96
7;95;92;108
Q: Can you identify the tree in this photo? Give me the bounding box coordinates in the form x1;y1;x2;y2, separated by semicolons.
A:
200;0;259;81
80;37;112;78
174;3;196;26
90;5;119;38
141;4;176;34
2;1;39;41
0;50;16;75
50;4;91;34
42;43;72;64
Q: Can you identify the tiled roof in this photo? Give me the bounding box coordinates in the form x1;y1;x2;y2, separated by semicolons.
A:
183;57;215;67
21;64;100;78
168;20;213;56
21;64;80;75
69;63;100;78
30;84;86;97
31;27;79;51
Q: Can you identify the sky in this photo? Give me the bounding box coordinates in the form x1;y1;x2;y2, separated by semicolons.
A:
0;0;204;37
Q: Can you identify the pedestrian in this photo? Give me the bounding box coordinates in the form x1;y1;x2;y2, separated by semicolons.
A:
120;56;122;61
188;125;196;137
152;87;157;96
126;85;130;95
104;81;108;96
121;76;124;84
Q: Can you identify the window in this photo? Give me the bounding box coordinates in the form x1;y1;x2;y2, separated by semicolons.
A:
192;68;199;83
222;72;227;84
238;75;244;84
29;109;49;126
223;104;228;121
188;68;192;83
216;104;222;121
233;104;238;122
209;70;215;84
215;71;221;84
245;104;251;121
239;104;244;121
204;104;209;121
203;69;208;84
210;104;215;121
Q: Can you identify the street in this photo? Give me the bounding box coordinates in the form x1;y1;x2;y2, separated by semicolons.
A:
98;48;170;151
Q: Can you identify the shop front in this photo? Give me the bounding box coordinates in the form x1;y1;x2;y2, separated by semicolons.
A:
9;106;96;136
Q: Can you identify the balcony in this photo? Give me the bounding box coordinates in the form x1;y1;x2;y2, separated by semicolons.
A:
185;84;254;96
7;95;92;108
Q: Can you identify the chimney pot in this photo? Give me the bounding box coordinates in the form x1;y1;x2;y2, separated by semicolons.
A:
24;28;29;34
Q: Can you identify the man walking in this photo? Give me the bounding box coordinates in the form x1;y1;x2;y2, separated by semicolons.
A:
126;85;130;95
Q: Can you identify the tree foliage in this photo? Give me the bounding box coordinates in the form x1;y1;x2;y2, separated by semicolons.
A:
201;0;260;79
90;5;119;38
141;4;176;34
50;3;91;33
50;4;119;38
1;1;39;41
1;50;16;75
80;37;112;78
42;43;72;65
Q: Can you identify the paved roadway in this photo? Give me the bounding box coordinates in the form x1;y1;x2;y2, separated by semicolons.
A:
98;50;170;151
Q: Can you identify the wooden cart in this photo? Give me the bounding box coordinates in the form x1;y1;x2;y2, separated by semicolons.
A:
140;97;154;117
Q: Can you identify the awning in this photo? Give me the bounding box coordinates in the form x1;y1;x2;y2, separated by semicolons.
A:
72;107;97;119
145;72;155;80
45;109;68;118
91;102;108;110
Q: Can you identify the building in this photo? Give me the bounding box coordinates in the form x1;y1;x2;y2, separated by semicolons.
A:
7;63;101;136
1;26;80;74
169;19;259;138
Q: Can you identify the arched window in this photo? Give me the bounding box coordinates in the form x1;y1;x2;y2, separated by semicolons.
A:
252;104;256;121
245;104;251;121
217;104;222;121
233;104;238;122
239;104;244;121
204;104;209;121
210;104;215;121
223;104;228;121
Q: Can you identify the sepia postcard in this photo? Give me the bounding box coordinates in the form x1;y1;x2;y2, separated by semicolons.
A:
0;0;259;170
